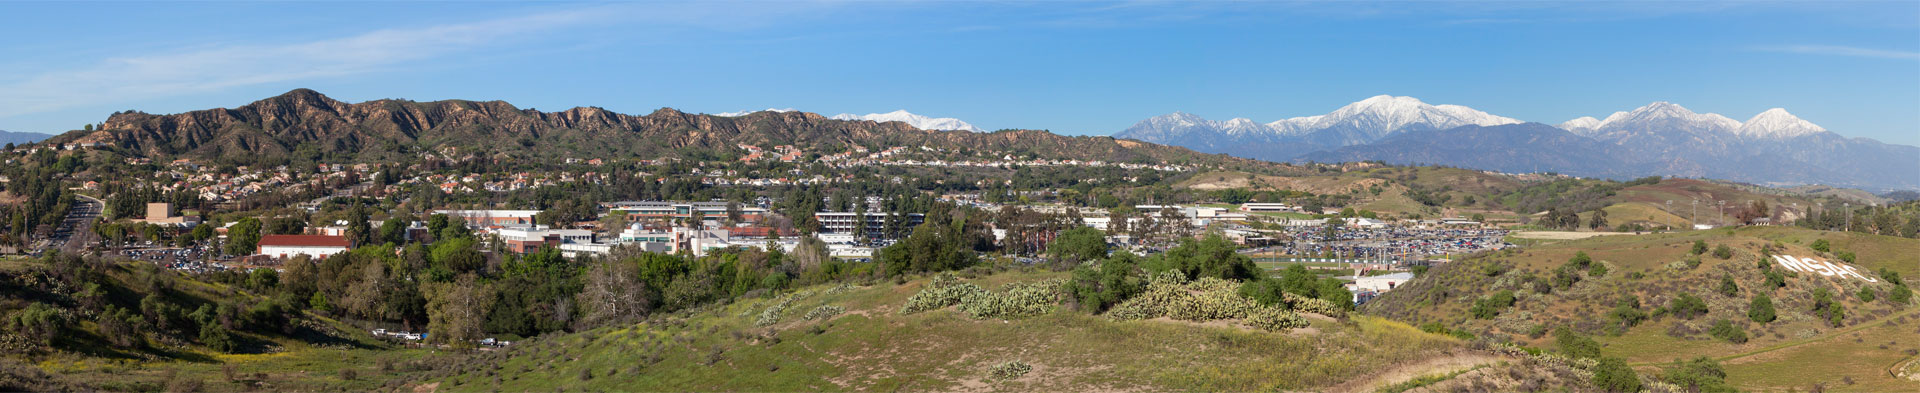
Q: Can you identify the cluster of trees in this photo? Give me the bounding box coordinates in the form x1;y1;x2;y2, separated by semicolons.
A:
0;154;77;246
1061;231;1353;314
1796;201;1920;239
1;251;301;355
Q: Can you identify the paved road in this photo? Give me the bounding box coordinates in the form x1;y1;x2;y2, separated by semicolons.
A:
42;194;101;255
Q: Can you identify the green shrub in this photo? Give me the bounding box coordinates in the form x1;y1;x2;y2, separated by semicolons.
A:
1608;297;1647;332
899;274;985;315
1669;293;1709;319
1592;357;1643;393
1748;294;1776;323
1245;307;1308;332
803;305;845;321
1692;240;1709;255
1717;275;1738;297
1554;327;1602;359
1837;251;1856;263
1712;245;1733;259
1763;270;1786;289
1569;252;1593;270
1892;286;1913;305
1707;320;1747;344
1858;287;1877;303
1879;268;1904;286
988;360;1032;380
1469;290;1517;319
957;279;1065;319
1661;356;1733;393
1810;239;1830;252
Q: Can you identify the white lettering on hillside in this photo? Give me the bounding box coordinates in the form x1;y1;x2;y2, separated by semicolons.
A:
1771;254;1876;282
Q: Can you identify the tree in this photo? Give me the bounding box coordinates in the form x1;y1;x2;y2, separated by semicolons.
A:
346;204;372;246
1588;208;1609;230
1145;234;1257;281
1748;293;1776;323
1065;252;1143;313
222;218;264;255
426;273;495;348
578;260;652;326
1047;227;1109;264
8;302;67;346
377;216;408;246
199;323;238;353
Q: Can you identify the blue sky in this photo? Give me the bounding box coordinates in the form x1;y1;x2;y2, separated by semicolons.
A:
2;1;1916;145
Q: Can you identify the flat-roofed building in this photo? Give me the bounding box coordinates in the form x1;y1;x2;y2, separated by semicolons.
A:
606;201;766;222
815;211;923;238
498;228;594;254
257;235;351;259
433;209;541;228
1239;203;1294;212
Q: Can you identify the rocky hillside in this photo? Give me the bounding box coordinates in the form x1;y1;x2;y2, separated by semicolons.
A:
47;89;1265;170
1363;227;1920;391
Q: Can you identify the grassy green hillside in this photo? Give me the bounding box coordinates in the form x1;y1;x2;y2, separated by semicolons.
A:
419;269;1469;392
1364;226;1920;391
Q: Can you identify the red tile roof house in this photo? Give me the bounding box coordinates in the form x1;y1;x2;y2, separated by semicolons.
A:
256;234;351;260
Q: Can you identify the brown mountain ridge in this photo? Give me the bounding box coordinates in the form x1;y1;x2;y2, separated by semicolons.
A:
51;89;1259;169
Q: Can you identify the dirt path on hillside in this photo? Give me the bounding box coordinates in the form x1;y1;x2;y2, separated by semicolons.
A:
1645;307;1920;367
1509;231;1634;240
1325;352;1506;393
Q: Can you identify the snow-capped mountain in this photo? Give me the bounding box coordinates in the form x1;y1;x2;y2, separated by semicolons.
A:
1737;108;1827;139
1115;95;1520;161
1558;116;1602;136
1579;101;1742;136
1555;102;1832;141
830;110;983;132
1115;96;1917;190
713;108;797;117
1273;95;1520;137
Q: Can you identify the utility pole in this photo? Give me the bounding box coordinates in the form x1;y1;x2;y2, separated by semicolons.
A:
1691;199;1698;228
1845;202;1851;232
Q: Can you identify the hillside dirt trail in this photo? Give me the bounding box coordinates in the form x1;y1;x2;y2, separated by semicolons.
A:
1636;307;1920;367
1325;352;1508;393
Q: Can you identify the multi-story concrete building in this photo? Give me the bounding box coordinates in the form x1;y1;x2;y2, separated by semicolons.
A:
433;209;541;228
606;201;767;223
815;211;923;238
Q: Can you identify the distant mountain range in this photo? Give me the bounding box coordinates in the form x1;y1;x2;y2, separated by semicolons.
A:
44;89;1256;171
829;110;983;132
1117;96;1920;191
0;129;54;145
713;109;983;132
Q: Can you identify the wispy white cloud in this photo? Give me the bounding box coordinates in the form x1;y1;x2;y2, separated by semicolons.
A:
1755;45;1920;60
0;8;618;117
